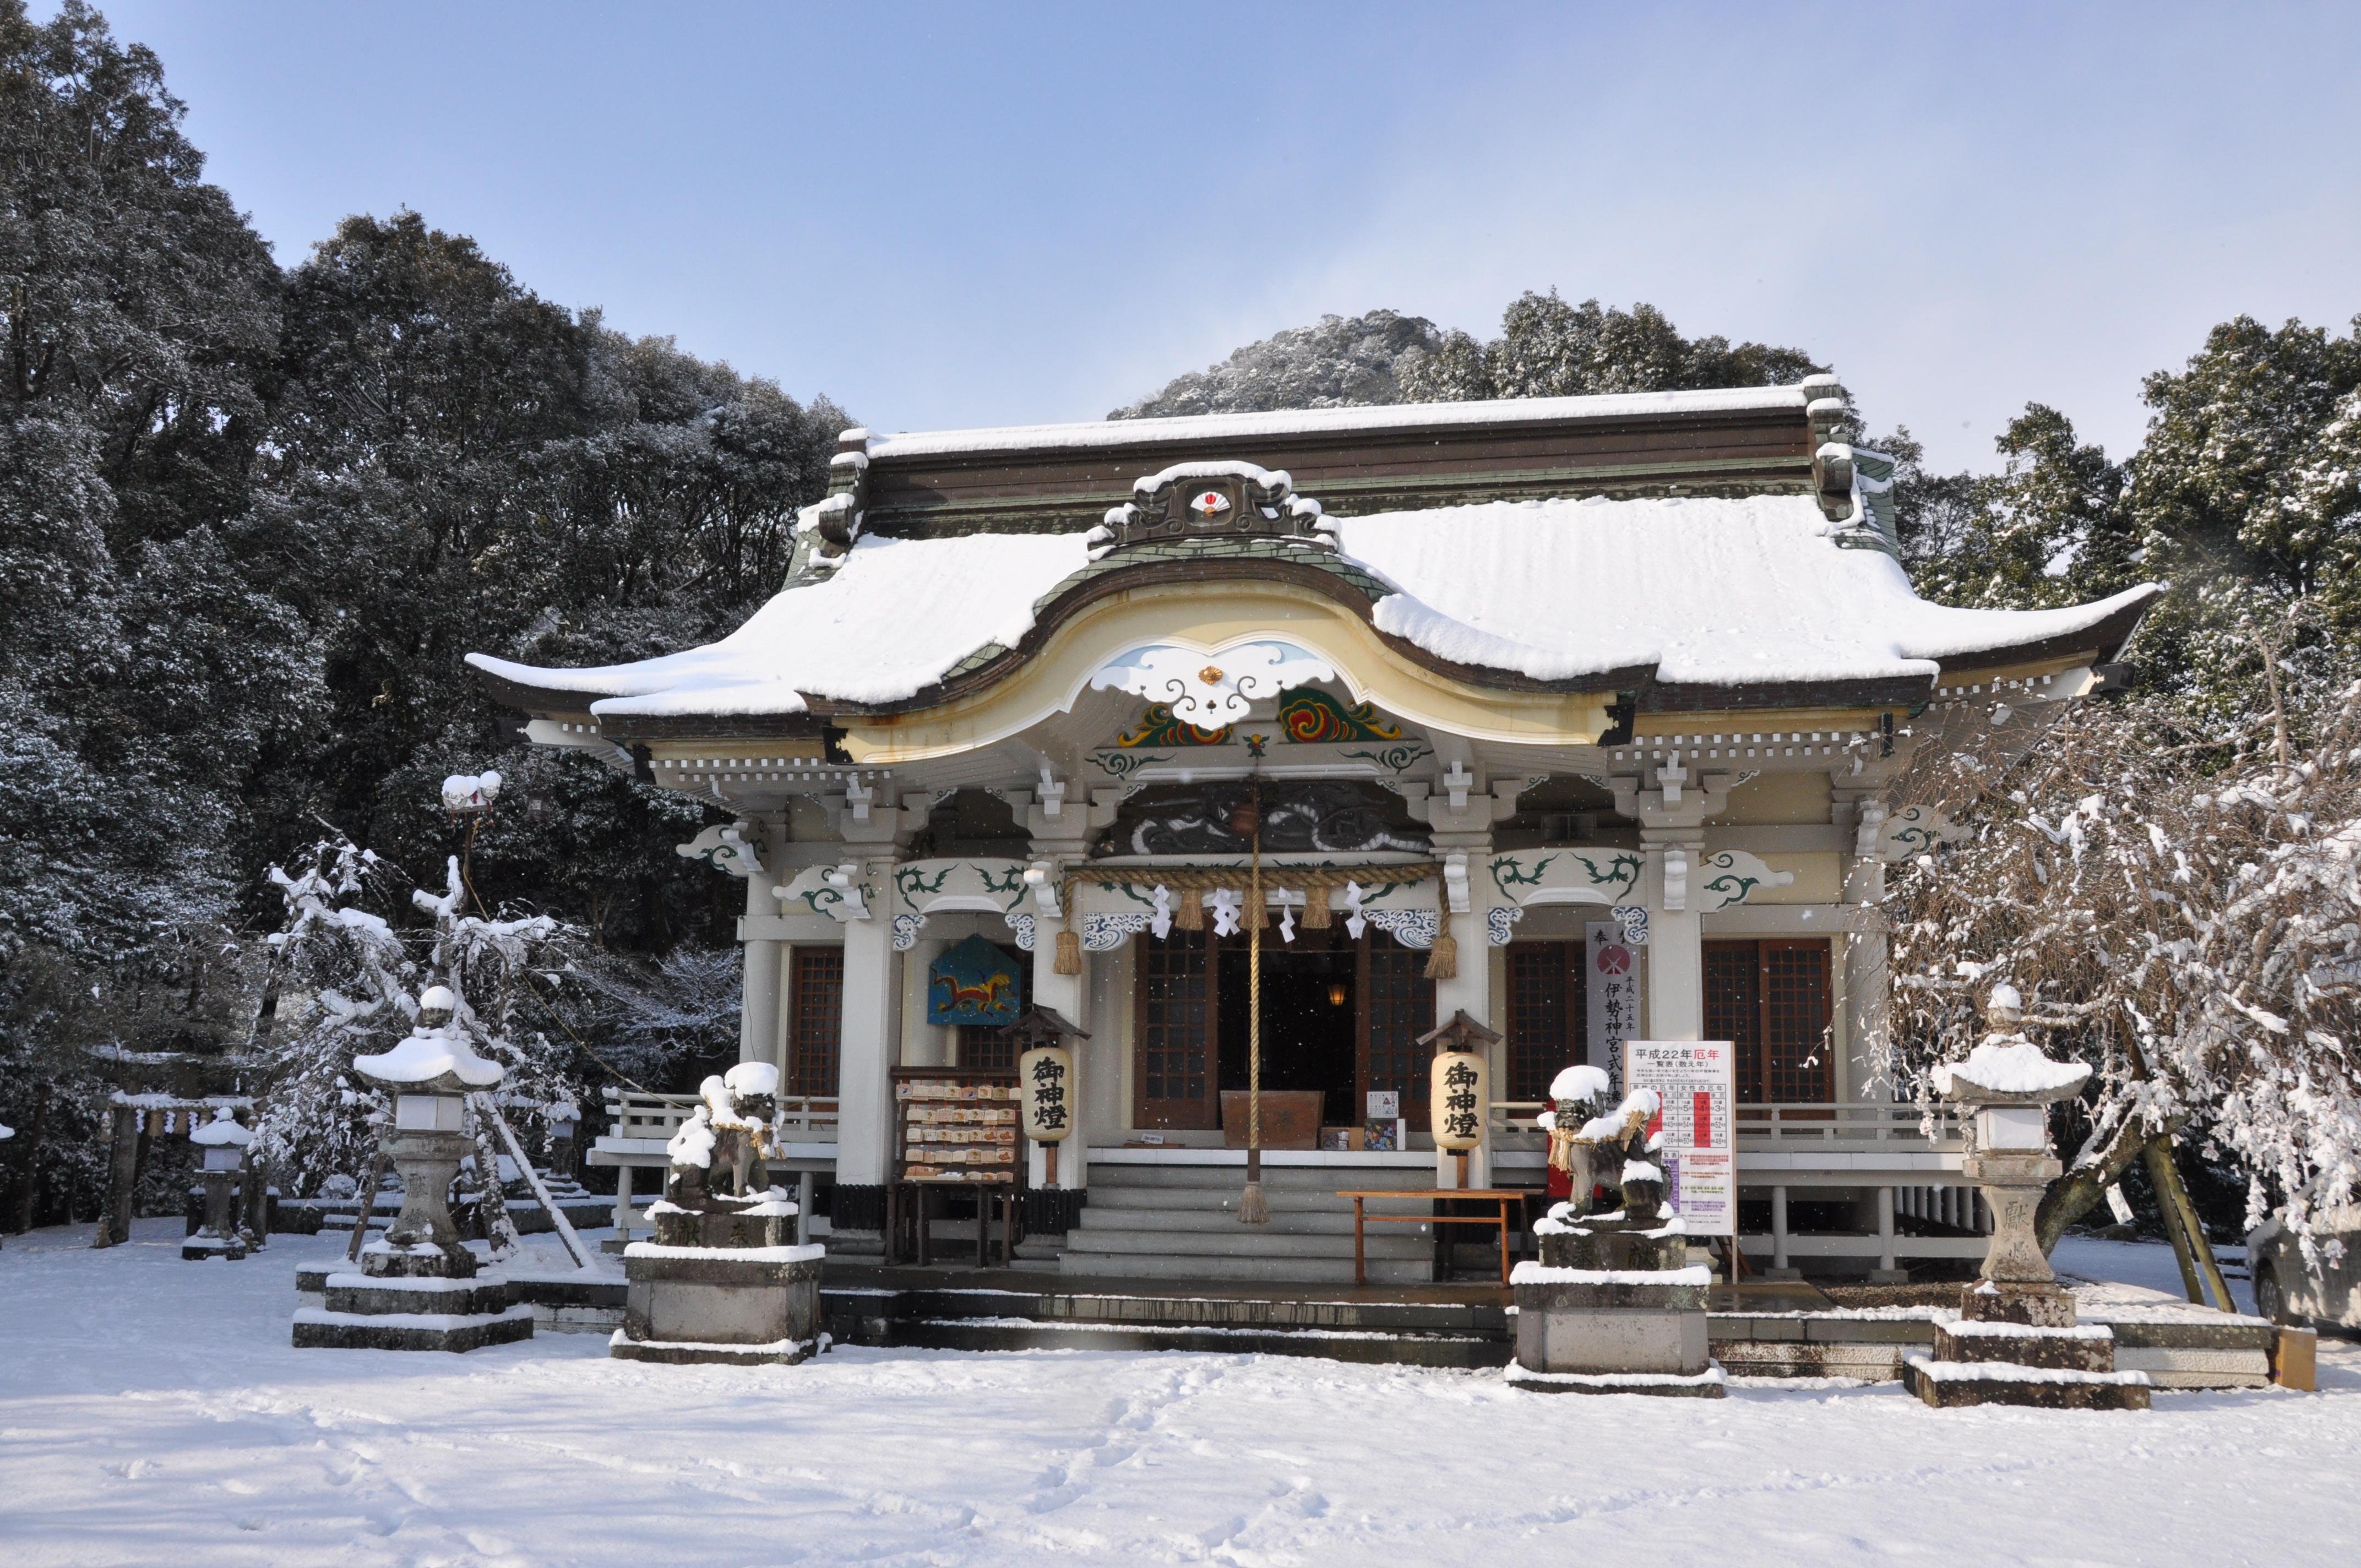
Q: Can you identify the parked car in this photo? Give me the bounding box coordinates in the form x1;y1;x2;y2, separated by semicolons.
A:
2247;1201;2361;1330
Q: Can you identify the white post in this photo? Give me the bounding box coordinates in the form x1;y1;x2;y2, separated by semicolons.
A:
1771;1184;1792;1273
739;814;786;1068
834;859;899;1188
1416;771;1519;1190
1876;1185;1897;1278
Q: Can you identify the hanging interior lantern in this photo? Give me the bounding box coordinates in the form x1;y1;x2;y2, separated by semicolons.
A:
1326;981;1350;1008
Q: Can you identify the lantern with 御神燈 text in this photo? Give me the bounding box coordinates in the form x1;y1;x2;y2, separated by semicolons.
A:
1418;1011;1502;1167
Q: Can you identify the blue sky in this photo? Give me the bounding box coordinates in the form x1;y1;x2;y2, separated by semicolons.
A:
70;1;2361;471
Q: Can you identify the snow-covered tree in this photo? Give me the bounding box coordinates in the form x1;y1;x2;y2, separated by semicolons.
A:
1881;682;2361;1263
1397;292;1821;402
1109;311;1444;418
248;831;585;1201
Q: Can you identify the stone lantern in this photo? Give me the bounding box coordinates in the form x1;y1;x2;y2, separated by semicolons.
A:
1902;983;2150;1408
350;985;502;1278
1933;983;2090;1311
545;1098;583;1184
293;983;534;1353
184;1108;254;1261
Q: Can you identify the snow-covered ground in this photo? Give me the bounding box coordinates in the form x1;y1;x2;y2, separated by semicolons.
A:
2;1219;2354;1567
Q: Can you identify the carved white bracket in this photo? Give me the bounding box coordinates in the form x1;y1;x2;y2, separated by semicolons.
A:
774;862;871;922
1694;850;1797;912
676;821;764;879
1442;852;1471;916
1655;758;1688;804
1024;861;1062;917
844;776;874;823
1036;765;1065;819
1853;801;1889;858
1661;847;1689;911
1879;804;1968;862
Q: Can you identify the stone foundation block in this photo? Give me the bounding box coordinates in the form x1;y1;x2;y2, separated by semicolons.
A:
1515;1306;1710;1376
1935;1321;2117;1373
1505;1363;1726;1397
292;1303;536;1353
1901;1357;2151;1411
614;1245;823;1362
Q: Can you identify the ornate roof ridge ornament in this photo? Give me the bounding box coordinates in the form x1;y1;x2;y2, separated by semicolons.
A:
1093;458;1333;556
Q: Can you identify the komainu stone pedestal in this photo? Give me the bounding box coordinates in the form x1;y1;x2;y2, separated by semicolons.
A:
608;1072;824;1365
1507;1201;1724;1397
611;1243;824;1365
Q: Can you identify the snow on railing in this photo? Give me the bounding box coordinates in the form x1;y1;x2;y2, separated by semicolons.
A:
600;1087;839;1143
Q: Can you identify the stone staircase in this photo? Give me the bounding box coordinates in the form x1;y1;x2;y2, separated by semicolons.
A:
1057;1162;1449;1284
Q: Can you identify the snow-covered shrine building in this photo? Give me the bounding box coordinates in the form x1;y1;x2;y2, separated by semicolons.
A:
471;380;2156;1283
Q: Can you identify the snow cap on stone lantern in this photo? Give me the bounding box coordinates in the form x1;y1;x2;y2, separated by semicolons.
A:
1933;984;2091;1155
440;770;503;815
353;984;504;1128
190;1107;254;1173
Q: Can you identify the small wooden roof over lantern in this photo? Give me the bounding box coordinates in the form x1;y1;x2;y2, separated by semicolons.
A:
1417;1010;1502;1055
1009;1005;1091;1047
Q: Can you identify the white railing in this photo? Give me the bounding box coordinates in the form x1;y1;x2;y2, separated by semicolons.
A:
599;1087;840;1145
1491;1099;1967;1151
1734;1102;1964;1148
1490;1102;1548;1149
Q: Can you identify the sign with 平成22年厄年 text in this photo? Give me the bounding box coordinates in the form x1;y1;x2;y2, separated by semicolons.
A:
1624;1041;1735;1237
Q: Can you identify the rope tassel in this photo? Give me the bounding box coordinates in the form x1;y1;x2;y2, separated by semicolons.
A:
1423;920;1459;981
1053;926;1083;976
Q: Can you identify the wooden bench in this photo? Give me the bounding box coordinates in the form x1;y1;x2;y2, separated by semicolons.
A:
1337;1188;1528;1286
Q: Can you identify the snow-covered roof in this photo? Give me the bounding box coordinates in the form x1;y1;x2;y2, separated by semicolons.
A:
866;385;1809;460
469;491;2157;721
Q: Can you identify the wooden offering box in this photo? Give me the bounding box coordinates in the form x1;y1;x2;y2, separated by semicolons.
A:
894;1068;1021;1184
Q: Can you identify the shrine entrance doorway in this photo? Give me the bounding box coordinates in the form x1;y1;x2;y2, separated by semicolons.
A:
1218;930;1357;1126
1131;927;1437;1133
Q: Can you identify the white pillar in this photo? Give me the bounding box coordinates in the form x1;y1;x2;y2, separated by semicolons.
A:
1641;827;1705;1042
834;860;899;1188
738;815;787;1069
1876;1185;1897;1276
1771;1184;1792;1273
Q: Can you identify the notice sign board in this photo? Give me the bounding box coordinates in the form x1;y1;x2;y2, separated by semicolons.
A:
1623;1041;1736;1237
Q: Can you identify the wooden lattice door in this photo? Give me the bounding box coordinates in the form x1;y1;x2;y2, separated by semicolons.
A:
1359;936;1437;1130
1504;940;1589;1102
1703;938;1831;1104
788;946;844;1097
1135;929;1218;1128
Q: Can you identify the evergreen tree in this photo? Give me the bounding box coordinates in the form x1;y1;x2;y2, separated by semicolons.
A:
1110;310;1443;418
1398;292;1821;401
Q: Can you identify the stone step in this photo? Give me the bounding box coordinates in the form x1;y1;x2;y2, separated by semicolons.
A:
1085;1164;1441;1192
1058;1195;1445;1218
1062;1227;1432;1260
325;1277;515;1317
1073;1205;1421;1237
1054;1249;1436;1284
1934;1321;2117;1373
884;1315;1504;1366
1901;1357;2152;1410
